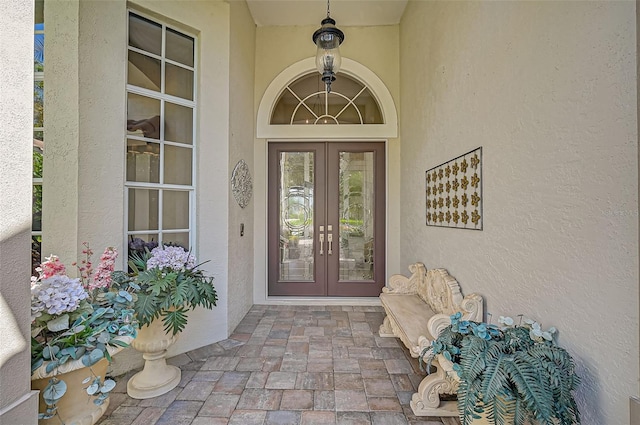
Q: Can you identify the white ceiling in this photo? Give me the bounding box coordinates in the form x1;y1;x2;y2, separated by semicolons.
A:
245;0;408;27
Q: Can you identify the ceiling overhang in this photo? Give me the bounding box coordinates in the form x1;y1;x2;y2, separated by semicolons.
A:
245;0;408;27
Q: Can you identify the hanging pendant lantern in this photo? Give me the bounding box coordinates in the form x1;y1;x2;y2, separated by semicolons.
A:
312;0;344;93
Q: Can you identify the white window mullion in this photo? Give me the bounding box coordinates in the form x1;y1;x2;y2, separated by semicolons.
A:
158;189;164;244
126;85;195;109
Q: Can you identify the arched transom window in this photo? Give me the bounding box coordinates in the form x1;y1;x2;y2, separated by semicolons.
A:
271;72;383;125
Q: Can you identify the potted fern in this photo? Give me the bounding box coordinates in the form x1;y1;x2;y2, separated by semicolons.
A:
422;312;581;425
112;244;218;399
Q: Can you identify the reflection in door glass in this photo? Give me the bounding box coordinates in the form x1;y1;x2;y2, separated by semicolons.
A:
339;152;374;280
279;152;314;281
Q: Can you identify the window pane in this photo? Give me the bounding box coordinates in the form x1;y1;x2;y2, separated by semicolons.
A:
32;235;42;276
290;73;322;100
292;108;318;125
32;184;42;231
127;139;160;183
272;90;298;125
334;104;361;125
164;102;193;144
166;28;194;67
128;188;159;231
163;190;189;229
127;93;160;139
34;34;44;72
163;232;190;250
128;50;160;91
166;63;193;101
129;13;161;56
354;88;382;124
33;134;44;178
164;145;192;185
34;81;44;127
35;0;44;25
127;233;159;255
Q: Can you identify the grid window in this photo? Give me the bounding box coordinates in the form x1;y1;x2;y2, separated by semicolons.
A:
125;11;196;257
32;0;44;274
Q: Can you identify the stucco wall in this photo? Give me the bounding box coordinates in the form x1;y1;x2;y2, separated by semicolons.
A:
400;2;638;424
128;0;231;357
44;0;231;370
228;0;256;333
0;1;39;422
252;24;402;302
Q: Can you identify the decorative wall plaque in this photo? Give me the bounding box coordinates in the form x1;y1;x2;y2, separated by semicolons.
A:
231;159;252;209
426;147;482;230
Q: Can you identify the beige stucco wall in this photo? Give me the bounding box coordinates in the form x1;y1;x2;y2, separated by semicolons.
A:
228;0;256;333
44;0;231;370
252;24;402;302
0;0;39;422
400;2;638;424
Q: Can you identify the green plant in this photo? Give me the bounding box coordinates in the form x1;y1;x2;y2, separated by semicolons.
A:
422;313;580;425
30;247;138;421
116;245;218;336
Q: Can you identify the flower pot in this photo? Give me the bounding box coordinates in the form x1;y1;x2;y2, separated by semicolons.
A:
31;337;131;425
127;318;181;399
32;358;109;425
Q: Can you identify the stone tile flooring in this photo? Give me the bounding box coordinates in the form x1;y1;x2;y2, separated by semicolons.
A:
98;305;458;425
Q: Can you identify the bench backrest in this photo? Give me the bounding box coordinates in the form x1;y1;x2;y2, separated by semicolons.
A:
416;268;464;316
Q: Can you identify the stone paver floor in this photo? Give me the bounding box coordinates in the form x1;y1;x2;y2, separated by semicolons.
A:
98;305;456;425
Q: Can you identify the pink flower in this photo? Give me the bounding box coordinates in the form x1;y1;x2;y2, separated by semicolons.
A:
86;247;118;291
37;255;66;279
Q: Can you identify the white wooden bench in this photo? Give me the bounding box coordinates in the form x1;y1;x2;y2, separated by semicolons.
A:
378;263;483;416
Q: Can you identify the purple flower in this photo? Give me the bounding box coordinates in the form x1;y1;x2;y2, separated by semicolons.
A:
146;246;196;271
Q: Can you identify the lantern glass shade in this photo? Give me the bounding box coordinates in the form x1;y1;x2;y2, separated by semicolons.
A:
315;28;342;75
313;17;344;92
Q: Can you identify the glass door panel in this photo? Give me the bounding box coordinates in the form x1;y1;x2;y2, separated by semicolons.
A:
338;151;375;281
279;152;315;281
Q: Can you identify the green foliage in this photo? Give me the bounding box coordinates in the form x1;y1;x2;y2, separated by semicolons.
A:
115;249;218;336
423;315;581;425
31;288;137;421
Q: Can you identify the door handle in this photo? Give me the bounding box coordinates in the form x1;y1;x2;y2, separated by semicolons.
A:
327;225;333;255
319;225;324;255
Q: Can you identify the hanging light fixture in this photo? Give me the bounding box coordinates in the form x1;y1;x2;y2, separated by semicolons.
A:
312;0;344;93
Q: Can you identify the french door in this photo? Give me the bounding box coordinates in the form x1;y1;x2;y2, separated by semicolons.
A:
268;142;385;296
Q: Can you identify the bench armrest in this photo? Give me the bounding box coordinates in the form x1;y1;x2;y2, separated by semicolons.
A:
382;262;427;295
460;293;483;322
427;293;484;339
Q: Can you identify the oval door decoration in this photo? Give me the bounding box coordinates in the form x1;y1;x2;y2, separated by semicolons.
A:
231;159;253;209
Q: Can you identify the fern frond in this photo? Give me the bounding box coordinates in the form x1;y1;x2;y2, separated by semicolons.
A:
458;374;482;425
504;352;554;424
480;353;510;403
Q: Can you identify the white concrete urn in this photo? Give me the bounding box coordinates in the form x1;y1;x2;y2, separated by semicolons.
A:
126;317;181;399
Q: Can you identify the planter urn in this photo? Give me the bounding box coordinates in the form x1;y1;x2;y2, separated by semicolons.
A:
126;318;181;399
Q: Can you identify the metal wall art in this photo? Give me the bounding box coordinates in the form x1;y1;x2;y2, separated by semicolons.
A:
426;147;482;230
231;159;253;209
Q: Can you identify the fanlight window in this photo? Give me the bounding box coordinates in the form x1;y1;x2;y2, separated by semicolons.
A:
271;73;383;125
